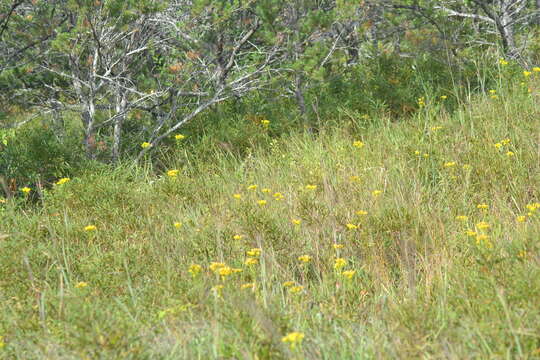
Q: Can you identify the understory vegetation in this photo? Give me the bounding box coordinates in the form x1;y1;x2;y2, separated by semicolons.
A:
1;74;539;358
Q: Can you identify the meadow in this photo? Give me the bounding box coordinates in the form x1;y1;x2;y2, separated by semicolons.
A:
1;75;539;359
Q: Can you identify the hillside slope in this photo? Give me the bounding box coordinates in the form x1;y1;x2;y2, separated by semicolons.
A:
1;86;539;359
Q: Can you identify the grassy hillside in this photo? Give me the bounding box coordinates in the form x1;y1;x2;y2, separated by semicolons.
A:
1;82;539;359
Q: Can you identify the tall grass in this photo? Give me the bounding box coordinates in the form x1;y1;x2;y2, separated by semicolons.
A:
0;73;539;359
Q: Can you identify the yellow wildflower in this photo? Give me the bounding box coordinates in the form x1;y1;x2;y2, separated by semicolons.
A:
523;71;532;77
418;97;426;107
349;175;360;182
444;161;456;168
506;151;515;157
75;282;88;289
414;150;421;155
489;89;496;94
261;119;270;127
233;235;243;240
356;210;368;216
476;221;490;230
291;218;302;225
501;138;511;145
273;192;284;200
0;198;6;204
233;193;242;199
262;188;271;193
289;285;304;294
440;95;447;100
494;143;503;149
477;204;489;210
246;248;261;257
56;177;70;185
257;199;267;206
298;255;311;263
465;230;477;237
305;184;317;191
141;142;151;149
84;225;97;232
353;140;365;148
167;169;179;177
526;203;540;212
533;67;540;72
283;281;295;287
346;223;358;230
516;216;526;223
476;234;492;247
175;134;185;140
209;262;226;273
247;184;258;190
218;266;233;277
499;58;508;66
430;126;443;131
490;95;498;99
244;257;258;266
20;187;31;194
372;190;382;197
334;258;347;270
341;270;356;279
456;215;468;221
462;164;472;170
241;283;255;290
0;335;4;349
333;244;344;250
281;332;305;349
188;264;202;276
174;222;183;229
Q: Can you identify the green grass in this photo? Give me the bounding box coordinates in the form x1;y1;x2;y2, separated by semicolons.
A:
1;79;539;359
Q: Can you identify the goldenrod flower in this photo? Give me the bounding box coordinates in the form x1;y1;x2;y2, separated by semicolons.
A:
443;162;456;168
455;215;468;221
489;89;496;94
218;266;233;277
257;199;267;206
414;150;421;155
244;257;258;266
440;95;447;100
188;264;202;276
341;270;356;279
291;219;301;225
283;281;295;287
476;234;492;248
501;138;511;145
281;332;305;349
372;190;382;197
346;223;358;230
333;244;344;250
506;151;515;157
246;248;262;257
209;262;226;273
247;184;258;191
356;210;368;216
261;119;270;126
75;281;88;289
56;177;70;185
430;126;443;131
523;71;532;77
418;97;426;107
499;58;508;66
533;67;540;72
141;142;151;149
526;203;540;212
233;235;243;240
84;225;97;232
167;169;179;177
477;204;489;210
174;222;183;229
305;184;317;191
334;258;347;270
20;187;31;194
494;143;503;149
353;140;364;148
298;255;311;263
175;134;186;140
516;216;526;223
273;192;284;200
233;193;242;199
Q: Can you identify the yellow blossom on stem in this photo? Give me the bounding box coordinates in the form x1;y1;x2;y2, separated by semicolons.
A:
75;282;88;289
533;67;540;72
56;177;70;185
289;285;304;294
175;134;185;140
506;151;515;157
261;119;270;127
174;222;183;229
440;95;447;100
298;255;311;263
334;258;347;270
247;184;258;191
141;142;151;149
444;161;457;168
305;184;317;191
516;216;527;223
341;270;356;279
209;262;226;273
84;225;97;232
273;192;284;200
499;58;508;66
233;235;243;240
494;143;503;149
241;283;255;290
246;248;262;257
333;244;344;250
291;219;301;225
20;187;31;195
476;221;490;230
283;281;295;288
233;193;242;199
281;332;305;349
261;188;271;193
465;230;477;237
353;140;365;148
167;169;179;177
456;215;468;221
346;223;358;230
477;204;489;210
523;71;532;77
257;199;267;206
244;257;258;266
188;264;202;276
356;210;368;216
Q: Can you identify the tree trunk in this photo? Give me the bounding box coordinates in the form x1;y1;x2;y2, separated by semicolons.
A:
82;100;96;159
112;88;128;163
